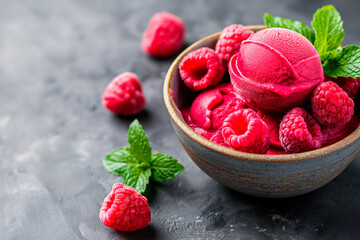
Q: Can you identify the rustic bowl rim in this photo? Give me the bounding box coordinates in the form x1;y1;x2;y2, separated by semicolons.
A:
163;25;360;163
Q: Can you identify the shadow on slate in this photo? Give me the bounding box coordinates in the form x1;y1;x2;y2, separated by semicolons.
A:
111;108;153;126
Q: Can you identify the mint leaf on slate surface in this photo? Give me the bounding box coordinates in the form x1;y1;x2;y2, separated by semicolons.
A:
123;166;152;194
103;147;137;176
311;5;344;62
103;119;184;194
323;45;360;78
128;119;152;164
150;153;185;182
264;13;315;44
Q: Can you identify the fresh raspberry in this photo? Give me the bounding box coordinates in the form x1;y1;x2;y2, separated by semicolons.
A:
279;107;323;153
222;109;270;153
325;75;360;100
102;72;146;116
311;81;354;128
215;24;254;68
179;47;225;91
99;183;151;231
141;12;185;58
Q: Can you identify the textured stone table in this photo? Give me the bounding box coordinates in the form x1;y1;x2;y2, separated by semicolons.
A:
1;0;360;239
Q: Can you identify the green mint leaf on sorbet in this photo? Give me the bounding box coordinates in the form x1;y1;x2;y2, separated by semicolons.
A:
264;13;315;44
150;153;185;182
123;166;152;194
103;119;185;194
323;45;360;78
312;5;344;61
128;119;152;164
103;147;137;176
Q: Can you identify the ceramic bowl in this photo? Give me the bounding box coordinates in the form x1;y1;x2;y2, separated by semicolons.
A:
163;25;360;198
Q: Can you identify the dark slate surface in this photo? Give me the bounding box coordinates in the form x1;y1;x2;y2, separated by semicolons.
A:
1;0;360;239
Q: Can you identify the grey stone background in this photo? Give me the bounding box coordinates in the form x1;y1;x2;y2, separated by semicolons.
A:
0;0;359;239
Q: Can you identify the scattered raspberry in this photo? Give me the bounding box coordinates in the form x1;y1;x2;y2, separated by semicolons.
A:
99;183;151;231
215;24;254;68
279;107;323;153
222;109;270;153
311;81;354;128
141;12;185;58
179;47;225;91
325;75;360;100
102;72;146;116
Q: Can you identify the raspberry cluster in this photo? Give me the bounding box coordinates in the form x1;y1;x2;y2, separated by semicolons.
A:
179;25;358;154
100;12;187;232
102;12;187;117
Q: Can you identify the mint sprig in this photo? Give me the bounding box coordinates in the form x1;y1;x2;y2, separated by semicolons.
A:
150;153;185;182
323;45;360;78
311;5;344;62
263;5;360;79
264;13;315;44
103;147;137;176
123;166;152;194
128;120;152;164
103;119;184;194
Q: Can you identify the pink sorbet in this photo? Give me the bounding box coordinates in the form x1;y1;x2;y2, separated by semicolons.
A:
181;83;246;147
229;28;324;113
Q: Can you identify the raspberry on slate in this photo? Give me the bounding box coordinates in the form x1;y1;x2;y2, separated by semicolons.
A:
141;12;185;58
102;72;146;116
279;107;323;154
222;109;270;153
325;75;360;100
179;47;225;91
311;81;354;128
215;24;254;69
99;183;151;231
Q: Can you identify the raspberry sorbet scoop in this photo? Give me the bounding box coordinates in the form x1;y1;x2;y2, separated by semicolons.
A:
229;28;324;112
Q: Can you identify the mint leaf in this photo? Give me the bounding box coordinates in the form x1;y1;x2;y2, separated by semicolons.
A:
323;45;360;78
103;147;138;176
128;119;152;163
150;153;184;182
264;13;315;44
103;119;185;194
320;49;340;62
312;5;344;61
123;166;152;194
